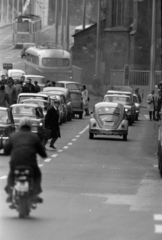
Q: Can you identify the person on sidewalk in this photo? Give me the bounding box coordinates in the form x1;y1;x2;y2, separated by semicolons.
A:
42;98;61;150
82;85;90;116
5;79;16;105
147;90;155;121
0;85;10;107
34;81;40;93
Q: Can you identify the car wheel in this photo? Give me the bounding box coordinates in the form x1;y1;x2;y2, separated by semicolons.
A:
79;112;83;119
123;135;127;141
89;132;94;139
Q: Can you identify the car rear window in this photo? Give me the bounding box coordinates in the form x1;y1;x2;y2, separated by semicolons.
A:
70;92;81;100
98;107;120;115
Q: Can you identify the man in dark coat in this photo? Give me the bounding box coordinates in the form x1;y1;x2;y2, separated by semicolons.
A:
0;84;10;107
43;97;61;150
34;81;40;93
4;117;47;203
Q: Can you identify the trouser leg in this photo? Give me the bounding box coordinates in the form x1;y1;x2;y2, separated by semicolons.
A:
50;137;58;146
153;111;155;120
42;137;48;147
149;111;152;120
4;168;14;194
33;165;42;195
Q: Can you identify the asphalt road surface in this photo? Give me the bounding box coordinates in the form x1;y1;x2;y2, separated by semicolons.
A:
0;26;162;240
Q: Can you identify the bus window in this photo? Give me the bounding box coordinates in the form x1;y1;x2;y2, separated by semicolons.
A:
17;22;29;32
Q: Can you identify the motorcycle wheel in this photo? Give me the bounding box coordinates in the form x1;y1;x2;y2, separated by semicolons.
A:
18;197;29;218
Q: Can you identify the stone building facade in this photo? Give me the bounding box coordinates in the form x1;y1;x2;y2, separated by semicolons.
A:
72;0;162;85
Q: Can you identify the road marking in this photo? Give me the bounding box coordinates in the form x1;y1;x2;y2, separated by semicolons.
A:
13;61;21;65
44;158;51;162
68;143;72;145
155;225;162;233
63;146;68;149
144;115;149;119
79;125;89;134
154;214;162;221
5;56;13;59
0;175;7;179
51;154;58;158
76;135;80;138
153;165;158;168
38;164;43;168
58;150;63;152
0;34;12;43
72;139;76;141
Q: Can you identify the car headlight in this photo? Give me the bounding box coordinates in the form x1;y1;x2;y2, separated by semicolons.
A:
39;122;43;127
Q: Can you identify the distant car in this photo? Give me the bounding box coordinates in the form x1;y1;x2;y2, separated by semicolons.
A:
133;93;141;120
43;87;73;121
89;102;128;141
103;94;134;126
17;93;48;103
70;90;84;119
21;75;45;91
106;90;136;123
8;69;25;80
56;81;82;91
0;107;15;150
21;43;36;58
20;98;48;116
10;103;44;138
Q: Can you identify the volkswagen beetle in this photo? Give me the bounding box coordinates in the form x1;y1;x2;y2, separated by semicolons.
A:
89;102;128;141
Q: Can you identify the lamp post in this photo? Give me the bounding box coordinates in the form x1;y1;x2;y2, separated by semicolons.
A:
82;0;86;30
149;0;156;92
61;0;64;48
65;0;69;50
54;0;59;45
95;0;101;78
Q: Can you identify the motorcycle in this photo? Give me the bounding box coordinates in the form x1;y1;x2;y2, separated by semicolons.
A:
10;166;37;218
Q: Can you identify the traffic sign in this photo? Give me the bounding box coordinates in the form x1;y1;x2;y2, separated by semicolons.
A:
3;63;13;70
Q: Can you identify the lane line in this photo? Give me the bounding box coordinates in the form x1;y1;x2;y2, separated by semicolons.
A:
154;214;162;221
38;164;43;168
68;143;72;145
44;158;51;162
76;135;80;138
58;150;63;152
72;139;76;141
153;165;158;168
0;34;12;43
155;225;162;233
41;25;54;33
63;146;68;149
51;154;58;158
144;115;149;119
79;125;89;134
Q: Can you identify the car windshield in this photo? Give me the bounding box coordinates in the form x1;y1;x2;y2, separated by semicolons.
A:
70;92;81;100
0;110;8;123
12;106;42;117
98;107;120;117
104;96;130;104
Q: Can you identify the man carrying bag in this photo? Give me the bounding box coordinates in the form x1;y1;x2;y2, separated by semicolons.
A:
42;98;61;150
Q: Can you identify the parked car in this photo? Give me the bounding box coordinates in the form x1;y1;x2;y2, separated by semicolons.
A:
106;90;136;123
70;90;84;119
10;103;44;139
133;93;141;120
21;43;36;58
0;107;15;150
43;87;73;121
20;98;48;116
55;81;82;91
104;94;134;126
17;93;48;103
21;75;46;91
89;102;128;141
7;69;25;80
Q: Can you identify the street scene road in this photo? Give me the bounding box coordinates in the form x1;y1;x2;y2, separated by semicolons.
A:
0;0;162;239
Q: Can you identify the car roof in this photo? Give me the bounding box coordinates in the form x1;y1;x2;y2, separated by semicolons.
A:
39;91;64;96
8;69;25;73
56;81;81;85
19;93;48;97
95;102;123;109
43;87;69;93
11;103;40;108
23;75;44;78
104;94;130;98
107;90;132;94
21;99;48;103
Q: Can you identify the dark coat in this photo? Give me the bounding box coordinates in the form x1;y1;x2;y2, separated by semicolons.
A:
45;106;61;139
4;127;47;167
0;90;9;107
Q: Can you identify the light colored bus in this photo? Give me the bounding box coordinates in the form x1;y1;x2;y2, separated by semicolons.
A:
24;45;73;81
12;14;42;47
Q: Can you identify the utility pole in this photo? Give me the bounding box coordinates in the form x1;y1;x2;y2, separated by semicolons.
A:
61;0;64;48
149;0;156;92
95;0;101;78
65;0;69;50
54;0;59;45
82;0;86;30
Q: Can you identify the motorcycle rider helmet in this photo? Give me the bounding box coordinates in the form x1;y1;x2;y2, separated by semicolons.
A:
19;117;32;130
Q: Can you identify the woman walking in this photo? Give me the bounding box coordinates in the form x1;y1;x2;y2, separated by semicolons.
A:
147;90;155;120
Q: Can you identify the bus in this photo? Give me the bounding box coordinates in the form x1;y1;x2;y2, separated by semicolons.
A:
24;45;73;81
12;14;42;48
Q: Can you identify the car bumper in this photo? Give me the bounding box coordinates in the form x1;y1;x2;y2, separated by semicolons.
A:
89;128;128;135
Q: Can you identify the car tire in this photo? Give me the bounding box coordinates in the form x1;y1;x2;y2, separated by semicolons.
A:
123;134;127;141
89;132;94;139
79;112;83;119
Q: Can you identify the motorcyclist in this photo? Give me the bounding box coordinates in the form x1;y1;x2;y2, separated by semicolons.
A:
4;117;47;204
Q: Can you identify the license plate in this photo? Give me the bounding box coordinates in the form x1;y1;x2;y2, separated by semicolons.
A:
104;122;114;126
